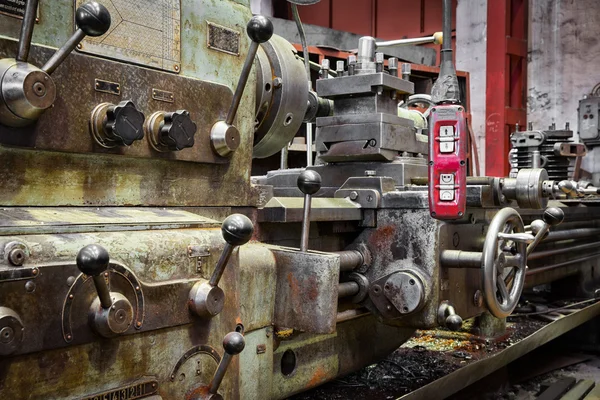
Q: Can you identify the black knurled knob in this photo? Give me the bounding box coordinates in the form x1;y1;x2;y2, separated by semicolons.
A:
246;15;273;44
221;214;254;246
159;110;197;151
543;207;565;226
297;170;322;195
223;332;245;355
76;1;112;37
76;244;109;276
104;100;145;146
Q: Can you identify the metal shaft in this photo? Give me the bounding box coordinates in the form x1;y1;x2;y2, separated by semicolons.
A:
526;224;550;256
338;281;360;298
42;29;86;74
306;122;313;166
208;352;233;394
440;250;483;268
335;250;364;271
92;275;112;309
16;0;39;62
226;41;259;126
300;194;312;252
441;0;452;58
209;242;233;286
529;241;600;261
376;35;439;47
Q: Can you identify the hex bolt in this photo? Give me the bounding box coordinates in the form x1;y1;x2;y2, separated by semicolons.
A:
347;55;357;76
336;60;345;77
388;57;398;77
349;191;358;201
401;63;411;80
320;59;330;79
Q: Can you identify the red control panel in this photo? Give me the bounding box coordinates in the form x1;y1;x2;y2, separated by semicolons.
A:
428;105;467;220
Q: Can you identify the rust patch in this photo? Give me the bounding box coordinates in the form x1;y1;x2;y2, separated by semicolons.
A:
307;366;329;388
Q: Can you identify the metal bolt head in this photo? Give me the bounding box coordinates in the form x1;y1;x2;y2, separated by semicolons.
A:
273;77;283;88
24;281;35;293
473;290;483;307
401;63;411;75
348;55;357;65
336;60;344;73
375;52;384;63
321;59;330;69
349;191;358;201
8;248;25;266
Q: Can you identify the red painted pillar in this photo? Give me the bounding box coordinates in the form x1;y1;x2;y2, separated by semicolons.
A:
485;0;528;176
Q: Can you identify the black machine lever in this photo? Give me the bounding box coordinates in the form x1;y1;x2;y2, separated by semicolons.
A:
1;1;111;127
42;2;111;74
207;332;246;397
76;244;112;309
76;244;134;337
210;15;273;157
297;170;322;252
189;215;254;318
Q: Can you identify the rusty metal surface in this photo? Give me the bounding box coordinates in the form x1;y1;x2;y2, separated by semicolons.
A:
272;247;340;334
0;37;233;164
0;145;259;206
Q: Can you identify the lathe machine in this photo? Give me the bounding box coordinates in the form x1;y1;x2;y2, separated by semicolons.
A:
0;0;599;399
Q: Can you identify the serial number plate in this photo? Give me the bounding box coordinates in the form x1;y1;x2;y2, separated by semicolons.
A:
80;379;158;400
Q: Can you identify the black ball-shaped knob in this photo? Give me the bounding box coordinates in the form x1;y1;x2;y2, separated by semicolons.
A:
76;244;109;276
76;1;112;37
297;170;322;195
160;110;197;151
446;314;463;331
246;15;273;44
221;214;254;246
543;207;565;226
223;332;245;355
104;100;145;146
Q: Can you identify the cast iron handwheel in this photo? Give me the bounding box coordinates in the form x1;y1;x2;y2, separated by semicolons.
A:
482;207;527;318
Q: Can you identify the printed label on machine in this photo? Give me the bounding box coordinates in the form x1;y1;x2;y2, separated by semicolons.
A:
0;0;27;19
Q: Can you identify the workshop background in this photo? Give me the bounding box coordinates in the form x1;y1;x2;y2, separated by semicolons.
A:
251;0;600;176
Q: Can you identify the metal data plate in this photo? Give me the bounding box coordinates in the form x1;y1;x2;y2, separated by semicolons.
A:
75;0;181;73
0;0;38;20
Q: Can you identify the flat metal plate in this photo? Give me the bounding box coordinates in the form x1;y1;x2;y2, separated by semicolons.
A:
0;207;219;234
75;0;181;73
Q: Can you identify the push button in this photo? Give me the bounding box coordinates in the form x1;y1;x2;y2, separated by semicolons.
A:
440;190;455;201
439;125;455;153
440;142;455;153
440;174;455;184
440;126;455;136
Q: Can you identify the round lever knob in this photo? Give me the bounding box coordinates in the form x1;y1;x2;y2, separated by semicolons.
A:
246;15;274;44
221;214;254;246
104;100;145;146
160;110;197;151
297;170;322;195
543;207;565;226
445;313;463;331
76;1;112;37
223;332;245;355
76;244;109;276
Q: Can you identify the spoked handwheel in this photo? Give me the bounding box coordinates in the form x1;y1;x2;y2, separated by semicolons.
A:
482;207;529;318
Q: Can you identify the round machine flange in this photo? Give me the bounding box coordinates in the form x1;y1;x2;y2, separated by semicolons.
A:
89;292;134;338
515;168;549;209
382;271;425;315
482;207;527;318
0;307;24;355
253;34;309;158
348;272;369;303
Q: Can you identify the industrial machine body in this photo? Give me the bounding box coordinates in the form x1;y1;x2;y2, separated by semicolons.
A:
1;1;599;399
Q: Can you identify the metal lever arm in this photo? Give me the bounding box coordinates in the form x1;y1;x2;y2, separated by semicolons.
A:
76;244;112;309
16;0;39;62
210;15;273;157
207;332;246;397
297;170;322;252
189;215;254;318
526;207;565;256
42;2;111;74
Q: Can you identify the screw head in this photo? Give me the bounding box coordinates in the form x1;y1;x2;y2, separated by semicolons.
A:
8;248;25;266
